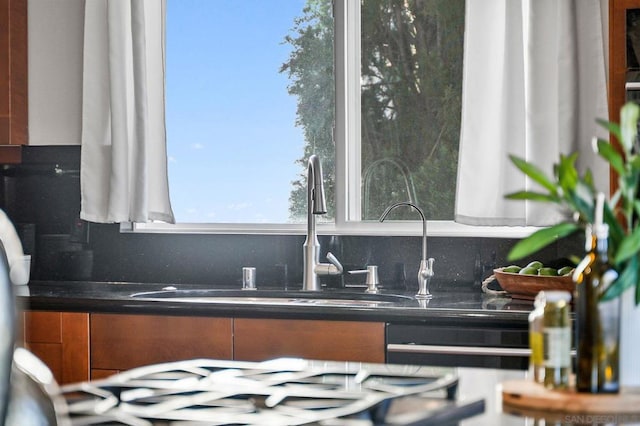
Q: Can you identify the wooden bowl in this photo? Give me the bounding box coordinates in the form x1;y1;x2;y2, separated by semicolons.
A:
493;268;575;301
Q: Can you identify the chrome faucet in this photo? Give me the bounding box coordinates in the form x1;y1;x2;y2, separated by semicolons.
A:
303;155;343;291
379;202;434;299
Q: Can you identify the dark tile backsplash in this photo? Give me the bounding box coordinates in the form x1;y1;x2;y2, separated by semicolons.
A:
1;146;582;291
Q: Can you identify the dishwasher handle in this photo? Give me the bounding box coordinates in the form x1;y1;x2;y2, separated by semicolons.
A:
387;343;531;357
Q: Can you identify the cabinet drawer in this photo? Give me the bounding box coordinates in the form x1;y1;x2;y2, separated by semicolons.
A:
234;319;385;363
91;314;233;371
22;311;90;384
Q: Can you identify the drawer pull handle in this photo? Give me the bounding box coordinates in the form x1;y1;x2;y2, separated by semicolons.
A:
387;344;531;357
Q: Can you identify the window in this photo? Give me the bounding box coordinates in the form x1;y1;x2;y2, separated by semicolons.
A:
143;0;524;237
354;0;464;221
165;0;312;224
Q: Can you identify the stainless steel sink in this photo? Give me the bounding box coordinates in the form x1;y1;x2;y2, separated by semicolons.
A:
129;289;414;307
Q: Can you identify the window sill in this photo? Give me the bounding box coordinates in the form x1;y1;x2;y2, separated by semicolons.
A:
125;221;539;239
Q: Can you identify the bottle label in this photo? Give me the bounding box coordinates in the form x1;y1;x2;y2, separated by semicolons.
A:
543;327;571;368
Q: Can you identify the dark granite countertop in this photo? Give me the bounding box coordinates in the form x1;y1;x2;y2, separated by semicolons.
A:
16;280;533;326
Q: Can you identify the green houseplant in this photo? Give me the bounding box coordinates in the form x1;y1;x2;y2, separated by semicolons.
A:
505;102;640;304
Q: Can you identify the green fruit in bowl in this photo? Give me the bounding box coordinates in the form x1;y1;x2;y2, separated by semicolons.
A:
519;266;539;275
557;266;574;276
538;267;558;276
502;265;522;273
526;261;543;270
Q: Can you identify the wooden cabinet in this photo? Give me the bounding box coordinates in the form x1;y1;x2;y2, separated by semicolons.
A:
609;0;640;123
22;311;385;383
609;1;640;194
233;318;385;363
22;311;90;384
0;0;27;163
90;313;233;379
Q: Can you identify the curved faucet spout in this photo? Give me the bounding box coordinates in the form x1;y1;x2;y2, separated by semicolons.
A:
308;155;327;215
380;202;427;261
379;202;434;299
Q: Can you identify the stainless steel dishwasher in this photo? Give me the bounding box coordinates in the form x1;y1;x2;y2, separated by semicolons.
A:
386;323;530;370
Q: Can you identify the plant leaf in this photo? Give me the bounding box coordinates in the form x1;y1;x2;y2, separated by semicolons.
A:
602;256;638;301
556;154;579;191
614;225;640;265
596;139;625;176
583;168;595;188
630;154;640;172
507;222;579;261
620;102;640;153
509;155;558;194
569;181;595;221
604;202;625;250
595;118;622;143
634;199;640;221
504;191;557;202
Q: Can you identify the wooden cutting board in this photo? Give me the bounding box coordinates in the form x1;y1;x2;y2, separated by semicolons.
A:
502;379;640;414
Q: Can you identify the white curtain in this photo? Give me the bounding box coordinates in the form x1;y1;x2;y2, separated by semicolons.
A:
81;0;175;224
455;0;608;226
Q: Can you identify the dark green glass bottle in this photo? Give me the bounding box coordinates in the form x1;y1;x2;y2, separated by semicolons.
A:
572;194;620;393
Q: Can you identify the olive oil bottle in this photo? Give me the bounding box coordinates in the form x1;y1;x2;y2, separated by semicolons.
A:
572;193;620;393
528;291;546;383
542;291;572;389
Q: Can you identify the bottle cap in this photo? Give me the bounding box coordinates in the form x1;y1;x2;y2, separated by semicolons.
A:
593;192;609;239
542;290;572;303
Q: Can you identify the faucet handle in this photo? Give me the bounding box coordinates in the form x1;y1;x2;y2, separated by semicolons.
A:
314;251;343;276
416;258;434;299
348;265;380;294
422;258;435;278
325;252;343;273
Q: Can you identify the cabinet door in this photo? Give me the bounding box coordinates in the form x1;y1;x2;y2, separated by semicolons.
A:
234;318;385;363
0;0;27;163
23;311;90;384
91;314;233;375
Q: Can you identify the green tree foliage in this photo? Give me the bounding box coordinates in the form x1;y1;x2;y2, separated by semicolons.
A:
282;0;464;222
281;0;335;222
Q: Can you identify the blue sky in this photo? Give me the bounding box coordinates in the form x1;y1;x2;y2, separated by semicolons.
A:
165;0;307;223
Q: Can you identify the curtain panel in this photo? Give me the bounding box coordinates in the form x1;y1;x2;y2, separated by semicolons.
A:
81;0;175;224
455;0;608;227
